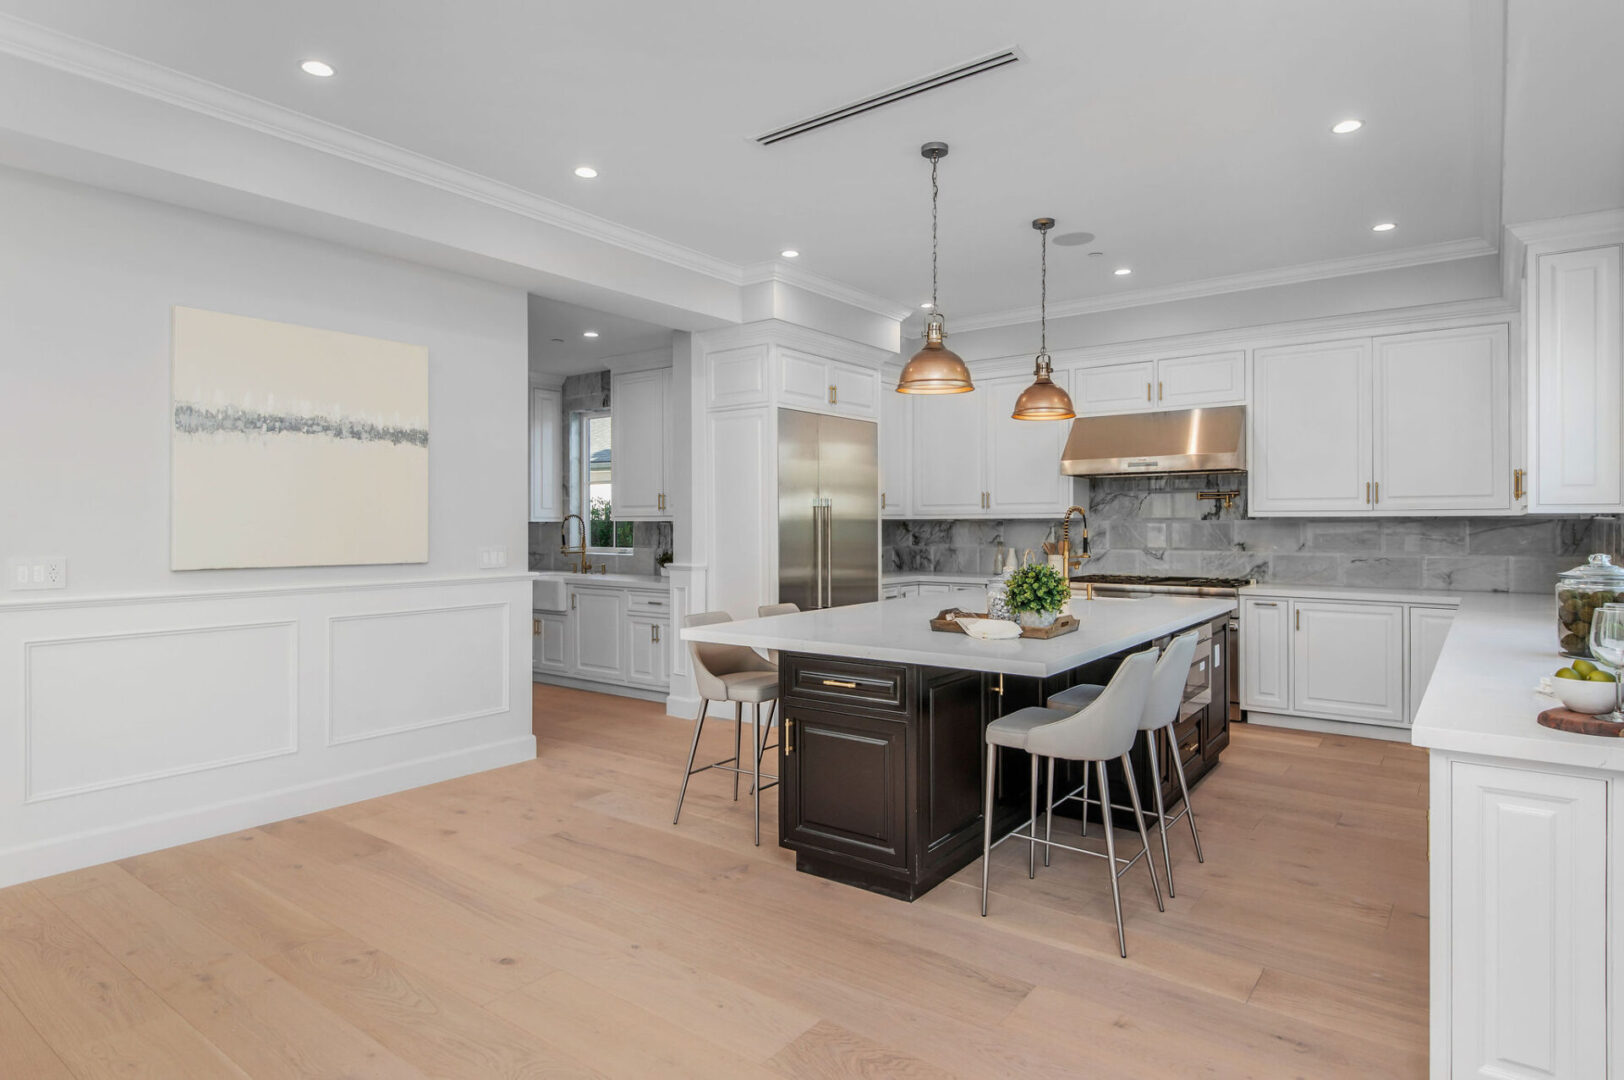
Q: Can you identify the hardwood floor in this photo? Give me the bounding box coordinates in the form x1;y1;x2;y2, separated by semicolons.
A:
0;684;1429;1078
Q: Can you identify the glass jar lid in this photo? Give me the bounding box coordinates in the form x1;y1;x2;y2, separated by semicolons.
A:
1557;553;1624;585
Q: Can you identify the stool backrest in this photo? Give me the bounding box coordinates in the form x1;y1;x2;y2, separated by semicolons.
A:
755;602;799;665
685;611;774;700
1140;629;1200;731
1026;648;1158;762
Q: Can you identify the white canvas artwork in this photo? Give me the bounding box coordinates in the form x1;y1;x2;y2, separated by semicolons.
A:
170;306;429;570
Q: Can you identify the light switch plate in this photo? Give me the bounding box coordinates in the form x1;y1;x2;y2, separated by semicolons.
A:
6;556;67;590
478;546;508;570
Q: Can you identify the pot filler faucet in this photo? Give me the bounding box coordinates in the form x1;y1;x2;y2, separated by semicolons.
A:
560;513;593;574
1060;505;1090;576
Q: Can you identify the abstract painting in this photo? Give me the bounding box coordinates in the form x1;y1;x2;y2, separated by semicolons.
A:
170;306;429;570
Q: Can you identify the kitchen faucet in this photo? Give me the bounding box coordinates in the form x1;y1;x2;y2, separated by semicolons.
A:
1060;505;1091;577
560;513;592;574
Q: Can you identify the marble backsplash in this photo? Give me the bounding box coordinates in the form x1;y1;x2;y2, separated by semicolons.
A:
883;473;1624;594
529;520;672;575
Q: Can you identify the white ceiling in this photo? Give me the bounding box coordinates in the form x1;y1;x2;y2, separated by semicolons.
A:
527;294;673;376
0;0;1507;319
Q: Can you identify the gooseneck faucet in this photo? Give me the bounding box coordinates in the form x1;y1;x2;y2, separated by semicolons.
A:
1060;505;1090;577
560;513;591;574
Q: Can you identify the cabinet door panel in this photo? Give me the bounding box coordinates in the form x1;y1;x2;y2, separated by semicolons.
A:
571;589;626;680
1251;340;1372;513
911;391;985;516
1240;598;1290;712
781;707;908;868
1155;351;1245;409
778;349;831;412
984;372;1072;516
533;612;569;673
1075;360;1155;415
1449;763;1606;1079
1407;606;1455;722
626;617;667;686
1373;326;1510;512
609;369;669;520
529;387;563;522
880;383;911;517
831;361;880;418
1291;600;1404;724
1533;246;1622;510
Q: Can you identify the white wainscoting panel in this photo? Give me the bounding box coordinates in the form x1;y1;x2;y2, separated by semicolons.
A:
328;602;509;745
24;620;298;801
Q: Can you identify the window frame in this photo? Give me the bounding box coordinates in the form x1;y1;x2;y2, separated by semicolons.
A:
577;408;634;555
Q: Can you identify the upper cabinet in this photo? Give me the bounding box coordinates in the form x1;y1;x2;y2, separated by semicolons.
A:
1529;245;1623;512
911;389;986;516
1073;351;1244;416
529;385;563;522
879;379;911;518
1250;327;1512;516
982;372;1074;516
610;367;674;521
777;348;881;420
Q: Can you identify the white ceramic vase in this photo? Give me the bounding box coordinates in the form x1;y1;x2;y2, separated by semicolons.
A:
1016;610;1058;629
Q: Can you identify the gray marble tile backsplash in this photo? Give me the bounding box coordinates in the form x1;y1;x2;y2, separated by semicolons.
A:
883;473;1623;594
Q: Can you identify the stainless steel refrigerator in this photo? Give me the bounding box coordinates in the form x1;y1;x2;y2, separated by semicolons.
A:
777;408;879;609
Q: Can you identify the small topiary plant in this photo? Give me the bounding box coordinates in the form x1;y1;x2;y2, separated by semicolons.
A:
1004;563;1069;617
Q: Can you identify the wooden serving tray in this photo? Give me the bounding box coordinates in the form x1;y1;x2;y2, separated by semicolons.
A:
929;608;1079;640
1538;706;1624;737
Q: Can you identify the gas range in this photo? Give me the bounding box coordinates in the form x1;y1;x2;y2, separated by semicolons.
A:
1069;573;1253;599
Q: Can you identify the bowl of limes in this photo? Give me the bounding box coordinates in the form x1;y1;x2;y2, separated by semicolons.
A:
1552;659;1619;714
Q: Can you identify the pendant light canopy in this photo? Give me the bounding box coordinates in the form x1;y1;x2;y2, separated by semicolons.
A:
896;142;974;395
1011;217;1076;421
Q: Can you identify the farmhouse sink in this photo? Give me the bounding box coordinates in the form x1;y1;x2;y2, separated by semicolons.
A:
532;573;570;612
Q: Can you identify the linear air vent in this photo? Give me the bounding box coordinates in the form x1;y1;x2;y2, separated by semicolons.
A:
755;48;1022;146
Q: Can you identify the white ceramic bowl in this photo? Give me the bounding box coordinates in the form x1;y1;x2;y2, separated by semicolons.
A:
1553;677;1619;715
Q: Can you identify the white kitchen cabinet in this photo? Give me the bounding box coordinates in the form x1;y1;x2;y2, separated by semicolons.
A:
983;372;1072;517
610;368;673;520
626;615;669;688
570;587;627;681
1240;597;1291;712
1372;325;1510;512
532;611;569;674
1530;245;1622;511
911;390;986;516
1291;600;1405;726
1074;360;1156;415
1407;605;1455;723
777;348;880;420
529;386;563;522
1446;762;1607;1078
880;382;911;518
1250;339;1373;514
1155;351;1246;409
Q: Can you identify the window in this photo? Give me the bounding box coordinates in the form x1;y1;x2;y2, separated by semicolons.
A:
581;411;633;551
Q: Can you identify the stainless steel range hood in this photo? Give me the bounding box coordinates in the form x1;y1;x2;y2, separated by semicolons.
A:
1060;405;1245;477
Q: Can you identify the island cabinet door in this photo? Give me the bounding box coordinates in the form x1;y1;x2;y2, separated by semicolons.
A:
1447;762;1606;1079
780;706;909;870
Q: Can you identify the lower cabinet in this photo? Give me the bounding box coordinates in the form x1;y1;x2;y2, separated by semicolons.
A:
626;615;670;688
533;585;670;691
1440;760;1607;1078
533;612;569;674
780;704;909;870
1408;605;1456;722
1240;597;1292;712
1291;600;1406;725
572;588;626;681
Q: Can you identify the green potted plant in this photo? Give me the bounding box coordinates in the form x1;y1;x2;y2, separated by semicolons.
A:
1003;563;1070;628
655;549;674;577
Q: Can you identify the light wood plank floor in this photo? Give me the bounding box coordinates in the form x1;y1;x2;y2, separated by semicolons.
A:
1;685;1429;1078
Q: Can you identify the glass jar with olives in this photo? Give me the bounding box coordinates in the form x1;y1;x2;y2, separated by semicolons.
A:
1555;554;1624;658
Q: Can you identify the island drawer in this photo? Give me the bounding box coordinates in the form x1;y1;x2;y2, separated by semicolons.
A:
783;655;909;714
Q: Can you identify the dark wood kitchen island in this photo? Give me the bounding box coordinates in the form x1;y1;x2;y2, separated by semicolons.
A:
682;593;1235;900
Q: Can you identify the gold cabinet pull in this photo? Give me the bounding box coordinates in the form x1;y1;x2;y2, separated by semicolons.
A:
785;718;795;753
1146;382;1152;401
1365;481;1371;504
652;624;659;643
881;492;886;510
1158;381;1164;401
821;679;858;688
1295;609;1301;631
1373;481;1379;503
570;594;576;611
1514;468;1525;501
828;384;836;405
533;618;540;635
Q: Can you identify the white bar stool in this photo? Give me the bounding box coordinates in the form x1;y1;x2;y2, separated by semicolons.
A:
980;647;1164;958
1045;629;1205;895
673;611;780;845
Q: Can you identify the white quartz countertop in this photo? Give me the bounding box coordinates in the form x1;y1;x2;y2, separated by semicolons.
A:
882;571;1000;584
1411;593;1624;772
681;593;1235;678
1240;582;1462;605
534;571;669;590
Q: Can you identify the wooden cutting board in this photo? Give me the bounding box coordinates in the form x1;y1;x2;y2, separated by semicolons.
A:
928;608;1079;639
1537;706;1624;737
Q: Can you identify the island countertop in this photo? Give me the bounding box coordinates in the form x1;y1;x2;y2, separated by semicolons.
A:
681;593;1235;678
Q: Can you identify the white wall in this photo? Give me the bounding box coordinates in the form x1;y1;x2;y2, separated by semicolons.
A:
0;166;535;886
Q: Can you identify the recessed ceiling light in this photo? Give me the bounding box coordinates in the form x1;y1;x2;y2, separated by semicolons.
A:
1113;267;1133;276
920;302;934;309
574;166;598;179
582;330;599;338
1372;221;1397;232
300;59;334;78
780;249;800;259
1331;118;1363;135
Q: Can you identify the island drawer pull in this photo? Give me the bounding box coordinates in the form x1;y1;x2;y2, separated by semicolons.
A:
821;679;858;688
785;718;795;753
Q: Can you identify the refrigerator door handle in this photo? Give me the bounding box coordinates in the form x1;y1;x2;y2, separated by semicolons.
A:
822;500;835;607
812;504;822;610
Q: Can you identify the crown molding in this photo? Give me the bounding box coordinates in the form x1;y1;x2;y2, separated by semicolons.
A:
739;259;914;322
948;237;1500;333
1507;208;1624;250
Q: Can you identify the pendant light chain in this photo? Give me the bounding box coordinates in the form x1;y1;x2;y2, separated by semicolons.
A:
1039;222;1047;360
930;152;940;312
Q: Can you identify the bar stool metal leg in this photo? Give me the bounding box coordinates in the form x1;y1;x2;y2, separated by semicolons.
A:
1168;723;1205;862
1028;754;1039;879
1043;758;1056;867
1120;755;1165;912
980;748;996;917
1145;726;1176;897
732;702;742;801
752;702;762;846
1080;766;1089;837
673;699;708;824
1096;760;1126;958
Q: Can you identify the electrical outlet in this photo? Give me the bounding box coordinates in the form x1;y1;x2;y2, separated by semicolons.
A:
6;556;67;591
477;546;508;570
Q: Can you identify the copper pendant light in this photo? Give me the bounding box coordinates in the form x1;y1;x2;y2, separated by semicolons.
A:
896;142;974;395
1011;217;1076;421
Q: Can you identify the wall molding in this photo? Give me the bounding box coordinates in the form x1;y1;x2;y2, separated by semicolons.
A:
740;259;915;322
1507;209;1624;250
951;237;1500;333
22;619;299;802
325;601;511;746
0;570;535;613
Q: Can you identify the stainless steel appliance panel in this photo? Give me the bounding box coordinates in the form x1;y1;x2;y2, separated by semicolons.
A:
776;408;822;612
776;409;879;610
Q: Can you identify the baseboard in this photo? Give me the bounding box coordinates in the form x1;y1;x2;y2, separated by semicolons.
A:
532;671;668;702
0;734;536;889
1245;711;1415;744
